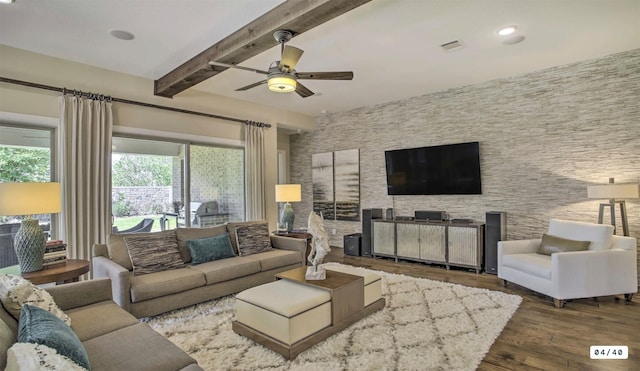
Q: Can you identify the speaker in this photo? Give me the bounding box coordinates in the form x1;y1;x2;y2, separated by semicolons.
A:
485;211;506;275
362;208;383;257
415;210;447;221
344;233;362;256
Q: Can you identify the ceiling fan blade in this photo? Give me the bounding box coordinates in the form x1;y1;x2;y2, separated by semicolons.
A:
236;80;268;91
209;61;268;75
278;46;304;72
296;71;354;80
295;81;314;98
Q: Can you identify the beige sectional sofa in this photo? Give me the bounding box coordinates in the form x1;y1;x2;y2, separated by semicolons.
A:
0;278;203;370
93;221;307;318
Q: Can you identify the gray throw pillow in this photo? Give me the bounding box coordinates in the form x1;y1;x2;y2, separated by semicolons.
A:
536;233;591;255
124;233;185;275
187;233;236;265
235;222;272;256
18;304;90;370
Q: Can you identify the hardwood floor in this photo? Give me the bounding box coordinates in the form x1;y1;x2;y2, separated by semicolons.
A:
325;248;639;371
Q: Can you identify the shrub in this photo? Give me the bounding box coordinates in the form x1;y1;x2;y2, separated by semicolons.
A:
151;203;164;214
113;192;132;217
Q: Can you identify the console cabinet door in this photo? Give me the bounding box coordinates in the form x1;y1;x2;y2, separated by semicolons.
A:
448;226;478;266
419;224;446;262
396;223;420;259
373;221;395;256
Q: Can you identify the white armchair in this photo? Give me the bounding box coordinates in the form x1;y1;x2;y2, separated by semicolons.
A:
498;219;637;308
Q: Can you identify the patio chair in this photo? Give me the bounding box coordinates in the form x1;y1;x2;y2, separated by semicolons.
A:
113;218;154;234
0;222;21;268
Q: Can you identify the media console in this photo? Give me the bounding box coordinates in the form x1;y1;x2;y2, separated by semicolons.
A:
372;219;484;273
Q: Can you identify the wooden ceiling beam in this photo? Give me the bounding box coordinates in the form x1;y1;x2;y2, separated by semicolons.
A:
154;0;372;98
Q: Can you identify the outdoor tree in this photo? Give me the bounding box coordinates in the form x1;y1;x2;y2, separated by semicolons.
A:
0;147;50;182
112;154;172;187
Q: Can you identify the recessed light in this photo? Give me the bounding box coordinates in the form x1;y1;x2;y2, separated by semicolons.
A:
0;0;15;4
110;29;135;41
497;25;518;36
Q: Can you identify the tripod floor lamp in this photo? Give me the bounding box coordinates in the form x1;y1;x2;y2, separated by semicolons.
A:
587;178;639;236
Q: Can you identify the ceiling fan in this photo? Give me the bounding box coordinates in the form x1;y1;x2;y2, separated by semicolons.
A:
208;30;353;98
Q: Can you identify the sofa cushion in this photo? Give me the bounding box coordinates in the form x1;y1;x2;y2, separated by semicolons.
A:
1;314;16;369
7;343;87;371
0;274;71;325
64;301;139;342
187;233;236;265
502;253;551;279
245;249;301;271
536;233;590;255
18;304;90;370
176;225;228;263
235;222;272;256
226;220;267;254
188;256;261;285
129;268;206;303
125;233;185;276
83;323;198;371
547;219;613;251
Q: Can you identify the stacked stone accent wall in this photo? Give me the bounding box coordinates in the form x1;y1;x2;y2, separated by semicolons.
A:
290;49;640;278
112;187;172;215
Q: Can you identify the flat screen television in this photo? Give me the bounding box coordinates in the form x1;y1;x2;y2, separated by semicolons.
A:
384;141;482;195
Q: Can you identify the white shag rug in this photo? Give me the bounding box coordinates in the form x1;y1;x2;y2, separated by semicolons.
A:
144;263;522;370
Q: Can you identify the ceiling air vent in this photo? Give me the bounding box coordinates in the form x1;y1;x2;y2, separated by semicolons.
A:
440;40;463;52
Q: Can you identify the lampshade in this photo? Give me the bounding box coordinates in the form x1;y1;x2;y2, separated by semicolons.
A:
587;183;639;200
268;75;297;93
0;182;61;216
275;184;301;203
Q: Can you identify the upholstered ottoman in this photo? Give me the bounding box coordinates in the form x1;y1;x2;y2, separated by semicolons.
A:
324;264;382;306
234;279;331;346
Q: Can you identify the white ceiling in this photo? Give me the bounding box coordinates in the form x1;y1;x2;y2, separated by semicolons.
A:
1;0;639;118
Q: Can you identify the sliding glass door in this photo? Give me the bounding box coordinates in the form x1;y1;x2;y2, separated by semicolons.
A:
111;137;245;232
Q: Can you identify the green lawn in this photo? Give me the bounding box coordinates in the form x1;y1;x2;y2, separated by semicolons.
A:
112;215;174;232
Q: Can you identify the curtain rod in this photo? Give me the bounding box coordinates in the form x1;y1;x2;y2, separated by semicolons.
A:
0;76;271;128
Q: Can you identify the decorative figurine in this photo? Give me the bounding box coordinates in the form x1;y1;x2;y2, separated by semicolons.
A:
305;211;331;280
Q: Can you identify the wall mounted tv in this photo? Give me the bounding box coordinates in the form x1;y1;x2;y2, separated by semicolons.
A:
384;141;482;195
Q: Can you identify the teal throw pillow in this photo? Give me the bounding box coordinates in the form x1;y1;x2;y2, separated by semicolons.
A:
187;233;236;265
18;304;90;370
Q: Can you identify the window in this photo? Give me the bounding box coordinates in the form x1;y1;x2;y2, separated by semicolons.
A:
0;125;55;269
189;144;244;227
111;136;245;234
111;137;184;233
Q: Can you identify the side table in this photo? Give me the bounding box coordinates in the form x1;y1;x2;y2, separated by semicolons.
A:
22;259;90;285
274;231;313;265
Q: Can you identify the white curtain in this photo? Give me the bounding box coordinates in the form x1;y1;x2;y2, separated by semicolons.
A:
58;95;112;262
244;122;266;221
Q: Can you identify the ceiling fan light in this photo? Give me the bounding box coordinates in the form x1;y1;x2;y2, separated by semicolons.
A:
268;76;296;93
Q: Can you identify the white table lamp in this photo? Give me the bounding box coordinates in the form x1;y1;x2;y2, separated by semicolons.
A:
275;184;301;233
0;182;61;272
